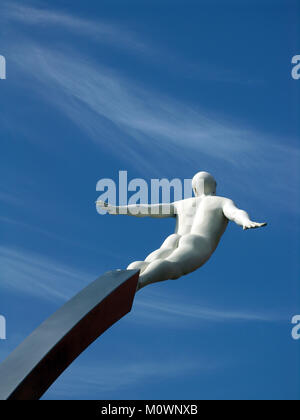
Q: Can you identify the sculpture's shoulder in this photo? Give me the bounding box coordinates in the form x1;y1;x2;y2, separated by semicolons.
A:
173;197;196;214
203;195;228;207
174;196;230;214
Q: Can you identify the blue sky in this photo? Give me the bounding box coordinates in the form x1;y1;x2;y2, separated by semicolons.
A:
0;0;299;400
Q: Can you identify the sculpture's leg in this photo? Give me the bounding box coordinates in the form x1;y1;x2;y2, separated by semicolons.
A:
138;259;181;289
127;234;181;288
127;260;149;273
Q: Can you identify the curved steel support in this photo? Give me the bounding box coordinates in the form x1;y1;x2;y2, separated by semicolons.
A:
0;269;139;400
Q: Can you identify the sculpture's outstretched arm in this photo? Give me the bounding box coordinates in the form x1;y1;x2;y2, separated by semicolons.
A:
96;201;175;218
223;200;267;230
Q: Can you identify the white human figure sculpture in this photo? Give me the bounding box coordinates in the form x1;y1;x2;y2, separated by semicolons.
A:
97;172;266;291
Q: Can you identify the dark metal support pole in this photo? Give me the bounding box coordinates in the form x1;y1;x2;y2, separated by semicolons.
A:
0;269;139;400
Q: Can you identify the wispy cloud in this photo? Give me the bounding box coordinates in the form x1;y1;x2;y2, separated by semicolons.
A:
1;4;268;166
0;214;122;262
132;290;280;327
0;246;91;302
2;2;262;86
2;3;299;209
9;43;300;202
0;323;211;398
0;245;278;324
9;45;260;161
45;357;211;398
2;1;147;53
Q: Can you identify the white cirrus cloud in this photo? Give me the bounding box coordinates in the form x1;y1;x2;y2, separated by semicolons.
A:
0;245;279;324
131;290;281;327
44;357;213;398
2;1;147;53
0;246;91;302
2;3;299;209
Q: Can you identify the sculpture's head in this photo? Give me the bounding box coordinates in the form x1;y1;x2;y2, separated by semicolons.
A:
192;172;217;196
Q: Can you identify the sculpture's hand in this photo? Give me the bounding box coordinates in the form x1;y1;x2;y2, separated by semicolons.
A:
96;200;116;214
243;221;267;230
